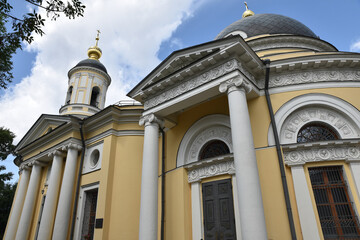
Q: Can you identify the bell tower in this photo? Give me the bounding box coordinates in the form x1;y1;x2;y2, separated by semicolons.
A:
59;31;111;117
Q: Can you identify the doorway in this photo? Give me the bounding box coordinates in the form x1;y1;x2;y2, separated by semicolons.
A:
202;179;236;240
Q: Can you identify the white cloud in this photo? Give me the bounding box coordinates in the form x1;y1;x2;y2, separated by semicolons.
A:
350;40;360;52
1;0;200;143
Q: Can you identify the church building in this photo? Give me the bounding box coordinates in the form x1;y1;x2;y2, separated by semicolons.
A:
4;5;360;240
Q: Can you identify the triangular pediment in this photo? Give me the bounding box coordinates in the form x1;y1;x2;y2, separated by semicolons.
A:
16;114;73;152
128;35;264;102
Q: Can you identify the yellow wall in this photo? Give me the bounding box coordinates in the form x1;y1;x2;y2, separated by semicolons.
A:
256;147;303;240
165;96;229;171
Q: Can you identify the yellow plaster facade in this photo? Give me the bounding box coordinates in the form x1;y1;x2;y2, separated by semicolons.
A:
5;9;360;240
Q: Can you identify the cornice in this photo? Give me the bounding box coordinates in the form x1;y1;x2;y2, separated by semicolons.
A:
68;66;111;85
268;67;360;88
17;118;81;156
283;139;360;166
143;59;255;110
19;138;82;170
83;106;143;133
247;35;337;52
185;154;235;183
85;129;144;145
269;55;360;74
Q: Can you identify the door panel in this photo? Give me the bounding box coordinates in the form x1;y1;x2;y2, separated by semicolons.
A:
202;179;236;240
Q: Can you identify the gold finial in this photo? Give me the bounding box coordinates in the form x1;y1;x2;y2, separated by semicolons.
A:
87;30;102;60
242;2;255;18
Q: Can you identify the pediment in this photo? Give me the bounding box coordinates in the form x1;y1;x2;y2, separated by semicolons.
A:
16;114;72;151
128;35;264;102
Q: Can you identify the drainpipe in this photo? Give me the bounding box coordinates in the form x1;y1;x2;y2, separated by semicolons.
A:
70;120;86;240
159;128;166;240
263;59;297;240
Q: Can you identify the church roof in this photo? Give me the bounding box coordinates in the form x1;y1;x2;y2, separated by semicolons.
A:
215;14;318;40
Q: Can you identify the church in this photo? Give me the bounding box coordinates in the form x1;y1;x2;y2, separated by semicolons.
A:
4;4;360;240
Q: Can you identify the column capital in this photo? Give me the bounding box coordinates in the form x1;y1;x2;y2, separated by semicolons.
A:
219;76;252;94
139;113;164;127
48;150;66;158
61;143;82;151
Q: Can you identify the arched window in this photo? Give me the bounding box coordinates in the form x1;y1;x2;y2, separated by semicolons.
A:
90;87;100;107
199;140;230;160
65;86;73;104
297;123;339;143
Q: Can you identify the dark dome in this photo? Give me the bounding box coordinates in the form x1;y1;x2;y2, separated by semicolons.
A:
215;14;317;40
73;58;107;73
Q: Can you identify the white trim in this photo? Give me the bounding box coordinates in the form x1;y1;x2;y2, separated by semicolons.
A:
283;139;360;166
85;129;144;145
73;182;99;240
186;157;241;240
268;93;360;145
177;114;231;167
263;81;360;96
83;142;103;174
291;166;321;240
190;182;203;240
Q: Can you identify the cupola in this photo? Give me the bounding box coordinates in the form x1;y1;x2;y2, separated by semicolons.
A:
59;31;111;118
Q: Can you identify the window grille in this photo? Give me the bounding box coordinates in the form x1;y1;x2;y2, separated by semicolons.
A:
297;123;339;143
199;140;230;160
81;189;98;240
309;166;360;239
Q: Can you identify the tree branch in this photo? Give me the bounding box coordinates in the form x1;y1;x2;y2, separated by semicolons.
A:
25;0;64;13
2;13;24;22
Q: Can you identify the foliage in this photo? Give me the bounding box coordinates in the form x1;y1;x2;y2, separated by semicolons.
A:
0;181;17;239
0;0;85;89
0;127;16;238
0;127;15;161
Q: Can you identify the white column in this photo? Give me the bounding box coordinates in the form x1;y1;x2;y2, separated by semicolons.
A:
291;165;321;240
191;182;203;240
4;168;31;240
231;175;242;240
138;114;163;240
15;163;43;240
347;159;360;198
52;145;80;240
219;76;267;239
37;151;65;240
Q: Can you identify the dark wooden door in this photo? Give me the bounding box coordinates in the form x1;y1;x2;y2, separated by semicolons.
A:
202;179;236;240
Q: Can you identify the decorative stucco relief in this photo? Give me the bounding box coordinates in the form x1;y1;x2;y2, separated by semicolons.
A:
270;69;360;88
284;143;360;166
144;59;254;110
187;160;235;183
188;126;232;163
281;107;358;144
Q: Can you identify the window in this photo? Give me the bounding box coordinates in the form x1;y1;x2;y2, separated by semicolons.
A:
199;140;230;160
309;166;360;239
297;123;339;143
90;87;100;107
81;188;98;240
65;86;73;104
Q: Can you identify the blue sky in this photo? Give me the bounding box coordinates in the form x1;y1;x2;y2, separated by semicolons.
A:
2;0;360;182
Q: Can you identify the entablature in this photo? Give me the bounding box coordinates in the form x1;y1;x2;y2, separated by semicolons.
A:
283;139;360;166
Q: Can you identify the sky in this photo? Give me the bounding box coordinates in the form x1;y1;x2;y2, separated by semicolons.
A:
2;0;360;182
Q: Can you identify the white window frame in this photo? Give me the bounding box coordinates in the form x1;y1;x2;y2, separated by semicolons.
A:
73;182;99;240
